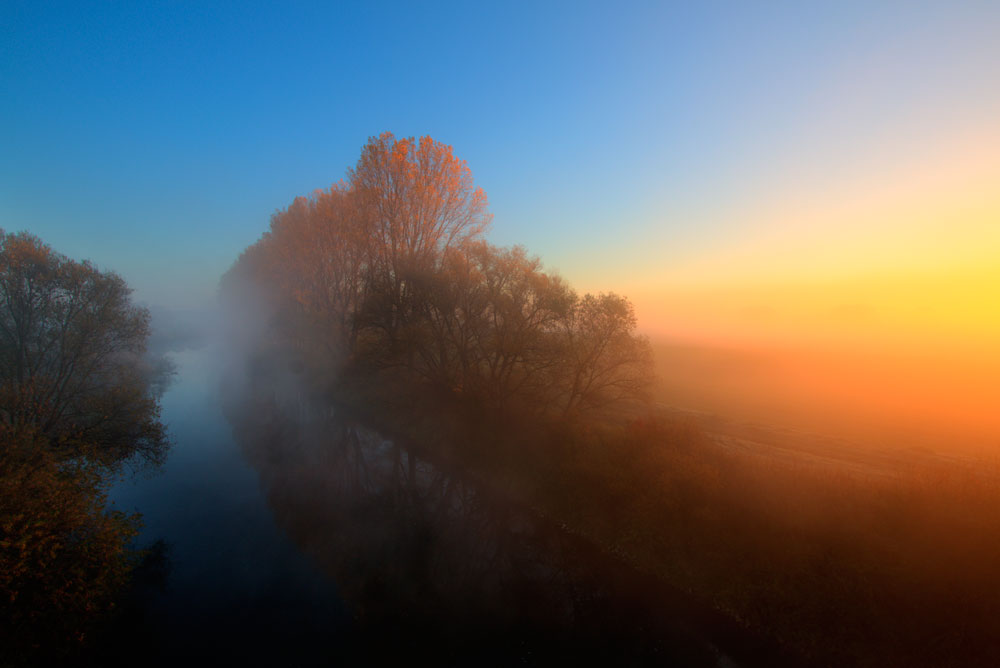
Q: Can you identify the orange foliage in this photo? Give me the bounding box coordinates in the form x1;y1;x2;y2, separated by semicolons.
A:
0;426;139;660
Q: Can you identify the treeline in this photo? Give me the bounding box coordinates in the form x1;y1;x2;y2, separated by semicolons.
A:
0;230;168;663
224;133;652;419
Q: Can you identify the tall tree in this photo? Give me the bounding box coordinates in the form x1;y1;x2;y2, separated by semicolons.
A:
350;133;492;346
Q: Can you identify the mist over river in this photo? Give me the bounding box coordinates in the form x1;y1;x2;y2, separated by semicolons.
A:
98;346;779;667
106;346;348;665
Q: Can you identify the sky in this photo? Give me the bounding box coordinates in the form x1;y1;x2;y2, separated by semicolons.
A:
3;1;1000;435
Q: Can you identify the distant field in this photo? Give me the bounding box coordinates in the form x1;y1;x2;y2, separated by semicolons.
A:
651;339;1000;459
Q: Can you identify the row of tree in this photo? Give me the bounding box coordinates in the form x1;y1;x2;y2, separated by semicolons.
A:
225;133;653;418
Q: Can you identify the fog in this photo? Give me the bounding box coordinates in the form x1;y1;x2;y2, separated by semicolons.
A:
652;337;1000;457
8;2;1000;665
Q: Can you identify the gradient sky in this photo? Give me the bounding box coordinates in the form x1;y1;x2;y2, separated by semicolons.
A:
3;1;999;347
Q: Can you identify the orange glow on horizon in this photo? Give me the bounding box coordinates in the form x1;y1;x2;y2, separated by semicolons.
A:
616;124;1000;452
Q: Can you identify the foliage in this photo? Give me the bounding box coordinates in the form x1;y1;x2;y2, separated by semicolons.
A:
0;231;167;663
223;133;654;419
0;426;140;664
0;230;168;469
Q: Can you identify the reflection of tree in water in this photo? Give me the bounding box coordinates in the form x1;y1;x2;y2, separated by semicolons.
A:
224;384;730;666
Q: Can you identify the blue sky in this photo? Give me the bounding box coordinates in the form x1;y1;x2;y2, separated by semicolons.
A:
3;1;998;314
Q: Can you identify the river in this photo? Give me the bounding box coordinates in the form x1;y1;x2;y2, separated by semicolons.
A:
101;345;778;667
106;347;347;665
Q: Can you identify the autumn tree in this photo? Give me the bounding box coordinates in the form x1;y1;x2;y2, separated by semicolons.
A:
0;426;140;662
224;133;653;420
350;133;492;351
0;231;167;468
253;186;371;373
0;231;168;662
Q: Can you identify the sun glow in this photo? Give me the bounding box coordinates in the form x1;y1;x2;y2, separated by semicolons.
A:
628;125;1000;450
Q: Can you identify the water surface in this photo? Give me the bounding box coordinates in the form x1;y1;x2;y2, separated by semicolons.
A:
104;346;775;667
108;347;348;665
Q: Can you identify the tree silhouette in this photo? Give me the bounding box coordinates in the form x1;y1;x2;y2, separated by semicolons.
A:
0;230;167;468
351;133;492;346
224;133;653;419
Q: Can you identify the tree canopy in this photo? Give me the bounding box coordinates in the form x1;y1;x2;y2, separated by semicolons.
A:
224;133;653;419
0;230;167;468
